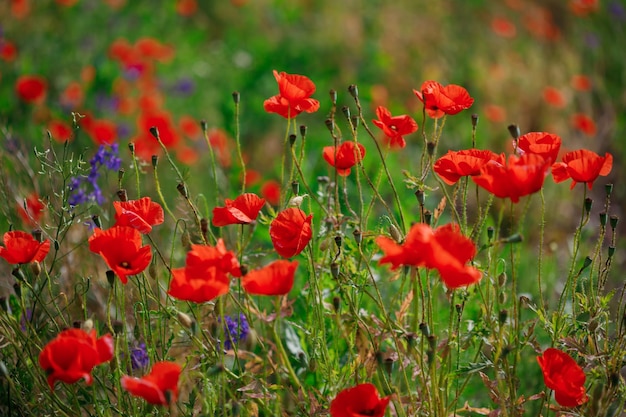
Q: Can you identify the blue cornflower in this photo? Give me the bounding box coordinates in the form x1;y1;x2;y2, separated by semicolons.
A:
68;143;121;206
130;342;150;370
220;314;249;350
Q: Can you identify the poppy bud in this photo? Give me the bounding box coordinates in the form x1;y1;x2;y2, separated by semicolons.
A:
427;335;436;350
498;309;508;325
519;295;530;308
300;125;307;138
498;272;507;287
92;215;102;229
405;332;417;349
106;270;116;287
30;260;41;277
152;155;158;168
580;256;592;273
487;226;495;241
348;84;359;99
232;91;240;104
415;189;425;206
12;282;21;298
289;134;297;147
332;296;341;312
389;224;403;243
128;142;135;155
176;183;188;198
419;322;430;337
149;126;159;140
12;268;25;283
383;356;394;376
181;230;191;251
329;89;337;104
117;189;128;202
32;229;43;243
605;183;613;197
325;118;334;134
599;212;607;227
148;260;157;280
330;262;340;280
291;181;299;195
177;311;194;329
455;304;463;315
423;210;432;226
610;215;618;230
350;115;359;130
426;141;435;156
585;198;593;216
341;106;351;121
471;113;479;127
507;124;520;140
352;229;362;245
334;235;342;249
608;246;615;258
118;168;125;182
200;120;208;133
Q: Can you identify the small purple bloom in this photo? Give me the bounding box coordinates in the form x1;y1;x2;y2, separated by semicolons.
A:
172;77;195;95
68;144;121;206
130;342;150;370
609;1;626;21
219;314;249;350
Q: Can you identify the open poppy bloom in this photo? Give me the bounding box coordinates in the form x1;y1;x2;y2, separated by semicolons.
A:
270;208;313;258
88;226;152;284
114;197;165;234
537;348;588;407
241;260;298;296
212;193;266;227
0;230;50;265
371;106;418;149
322;141;366;176
39;328;113;390
15;75;47;104
263;70;320;119
17;192;45;227
472;153;551;203
330;383;390;417
516;132;562;164
551;149;613;190
376;223;481;288
413;80;474;118
122;361;181;406
168;240;241;303
433;149;499;185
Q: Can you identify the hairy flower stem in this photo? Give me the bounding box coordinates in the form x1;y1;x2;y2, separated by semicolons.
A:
152;158;176;222
201;122;221;208
232;93;246;195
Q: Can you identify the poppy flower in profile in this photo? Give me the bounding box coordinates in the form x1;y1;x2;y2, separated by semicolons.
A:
537;348;588;407
371;106;418;149
551;149;613;190
167;240;241;303
322;141;366;176
114;197;165;234
270;208;313;258
0;231;50;265
121;361;181;406
15;75;47;104
434;149;500;185
413;80;474;118
375;223;431;270
212;193;266;227
17;193;45;226
472;153;551;203
261;180;282;206
516;132;562;164
242;260;298;296
39;328;114;390
263;70;320;119
88;226;152;284
571;113;596;136
330;383;390;417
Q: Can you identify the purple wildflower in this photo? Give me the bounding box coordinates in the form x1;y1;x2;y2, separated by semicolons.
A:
609;1;626;21
130;342;149;370
68;144;121;206
220;314;249;350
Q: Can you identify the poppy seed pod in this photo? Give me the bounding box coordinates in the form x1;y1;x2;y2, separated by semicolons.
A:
507;124;520;140
299;124;307;137
151;155;158;168
348;84;359;99
232;91;240;104
117;189;128;202
329;89;337;104
149;126;159;140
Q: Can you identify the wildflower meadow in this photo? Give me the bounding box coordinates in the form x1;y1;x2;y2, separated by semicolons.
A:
1;1;625;416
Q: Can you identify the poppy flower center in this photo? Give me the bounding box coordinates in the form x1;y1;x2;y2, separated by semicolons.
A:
120;261;131;268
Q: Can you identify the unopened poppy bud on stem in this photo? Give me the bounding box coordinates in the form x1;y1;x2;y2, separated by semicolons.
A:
605;183;613;197
599;212;607;227
584;198;593;215
507;124;520;140
32;229;42;243
427;141;435;156
487;226;495;241
300;124;307;137
200;120;208;132
388;224;402;243
330;262;339;280
176;183;188;198
92;215;101;229
352;229;362;245
232;91;240;104
12;268;25;283
177;311;193;329
128;142;135;155
351;115;359;130
291;181;299;195
325;118;334;134
423;210;432;225
149;126;159;140
30;260;41;276
289;134;297;147
415;189;425;206
342;106;351;121
117;189;128;202
610;215;618;230
106;270;116;288
329;89;337;104
348;84;358;99
471;113;479;127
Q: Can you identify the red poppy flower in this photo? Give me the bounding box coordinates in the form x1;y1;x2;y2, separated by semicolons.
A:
571;75;591;91
242;260;298;296
0;40;17;62
132;111;180;160
88;226;152;284
537;348;588;407
263;70;320;119
376;223;481;288
330;383;390;417
569;0;598;16
212;193;266;227
176;0;197;16
167;240;241;303
88;119;118;145
472;153;551;203
114;197;164;234
15;75;47;104
322;141;366;175
17;192;45;226
491;17;517;38
543;86;566;108
571;113;596;136
483;104;507;123
270;208;313;258
371;106;418;149
261;180;282;206
551;149;613;190
39;329;114;390
0;231;50;265
413;81;474;118
207;128;233;167
121;361;181;405
48;119;73;143
516;132;562;164
434;149;500;185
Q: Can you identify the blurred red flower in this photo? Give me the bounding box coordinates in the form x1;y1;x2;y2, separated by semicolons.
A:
0;230;50;265
39;329;113;390
413;81;474;118
114;197;164;234
0;40;17;61
176;0;197;16
569;0;598;16
322;141;366;175
571;75;591;91
376;223;481;288
371;106;418;149
551;149;613;190
491;17;517;38
11;0;30;19
17;192;45;226
517;132;562;164
472;153;551;203
261;180;282;206
88;226;152;284
242;260;298;296
207;128;233;167
543;86;566;108
212;193;265;227
537;348;588;407
330;383;390;417
47;119;73;143
571;113;596;136
263;70;320;119
167;240;241;303
88;119;118;145
15;75;47;104
60;81;84;108
434;149;499;185
483;104;507;123
179;115;201;139
121;361;181;406
133;111;180;160
270;208;313;258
